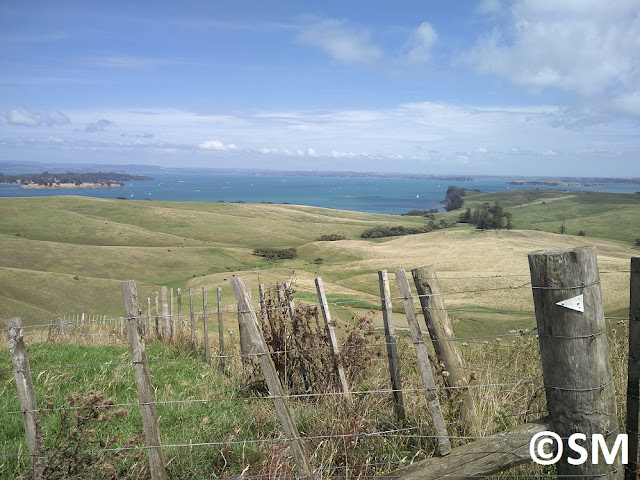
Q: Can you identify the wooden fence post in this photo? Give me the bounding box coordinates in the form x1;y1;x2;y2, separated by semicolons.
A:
238;288;252;365
189;287;196;346
170;288;175;341
147;298;151;338
395;269;452;455
412;266;476;430
217;287;225;371
177;288;182;339
626;257;640;480
161;287;169;340
258;283;267;330
315;277;352;403
277;282;284;304
285;282;295;319
121;281;168;480
378;270;406;422
202;286;210;363
231;277;315;480
529;246;621;479
6;317;47;479
154;292;160;338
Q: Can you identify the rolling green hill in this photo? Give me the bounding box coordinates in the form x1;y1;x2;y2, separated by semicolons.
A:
0;191;637;327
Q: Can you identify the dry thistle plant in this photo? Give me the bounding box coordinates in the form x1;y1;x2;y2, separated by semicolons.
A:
253;288;381;395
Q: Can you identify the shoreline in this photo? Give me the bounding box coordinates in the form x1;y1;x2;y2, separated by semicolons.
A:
17;182;123;190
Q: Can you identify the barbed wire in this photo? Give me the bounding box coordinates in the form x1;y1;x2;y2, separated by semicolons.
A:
1;380;542;416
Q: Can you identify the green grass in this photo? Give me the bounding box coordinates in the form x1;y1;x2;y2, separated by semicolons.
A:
450;190;640;244
0;340;261;479
0;192;637;326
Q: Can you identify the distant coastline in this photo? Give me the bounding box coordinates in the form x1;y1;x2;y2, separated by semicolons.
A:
20;182;124;190
0;171;153;190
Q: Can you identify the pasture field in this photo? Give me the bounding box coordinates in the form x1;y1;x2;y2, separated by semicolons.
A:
0;192;637;329
0;190;638;478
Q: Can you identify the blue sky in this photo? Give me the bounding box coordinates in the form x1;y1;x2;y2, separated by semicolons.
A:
1;0;639;176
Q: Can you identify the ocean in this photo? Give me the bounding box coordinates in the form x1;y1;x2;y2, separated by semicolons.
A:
0;172;638;214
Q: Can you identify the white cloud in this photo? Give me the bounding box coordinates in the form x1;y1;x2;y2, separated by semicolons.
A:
296;18;382;66
465;0;640;116
306;147;320;157
329;150;355;158
475;146;488;153
199;139;237;151
6;108;70;126
402;22;437;64
542;149;557;156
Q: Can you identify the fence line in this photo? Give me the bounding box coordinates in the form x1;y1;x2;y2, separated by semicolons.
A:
2;256;635;479
4;267;631;332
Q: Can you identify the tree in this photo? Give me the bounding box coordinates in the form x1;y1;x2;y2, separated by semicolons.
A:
559;220;566;234
505;212;513;230
458;208;472;223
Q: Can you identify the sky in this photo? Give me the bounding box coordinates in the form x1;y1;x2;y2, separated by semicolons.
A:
1;0;639;177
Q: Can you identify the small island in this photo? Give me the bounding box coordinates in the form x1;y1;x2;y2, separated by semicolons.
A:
0;171;153;189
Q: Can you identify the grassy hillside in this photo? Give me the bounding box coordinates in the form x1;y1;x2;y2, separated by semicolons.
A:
0;191;637;479
447;189;640;244
0;192;637;328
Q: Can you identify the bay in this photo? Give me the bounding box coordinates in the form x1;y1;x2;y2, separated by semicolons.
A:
0;172;638;214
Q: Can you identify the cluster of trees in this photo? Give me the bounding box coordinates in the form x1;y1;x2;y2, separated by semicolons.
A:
361;220;455;238
0;171;152;186
458;202;513;230
253;247;298;261
401;209;439;219
315;233;346;241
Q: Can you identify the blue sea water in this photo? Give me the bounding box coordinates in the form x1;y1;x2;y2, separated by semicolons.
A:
0;172;638;214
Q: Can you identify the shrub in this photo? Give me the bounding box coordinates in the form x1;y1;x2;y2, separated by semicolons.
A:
636;238;640;246
316;234;346;241
578;230;586;236
254;290;380;393
313;257;324;264
253;247;298;261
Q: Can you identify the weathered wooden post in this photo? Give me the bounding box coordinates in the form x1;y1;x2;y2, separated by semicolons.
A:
202;286;210;363
238;288;252;366
154;292;160;338
315;277;352;403
626;257;640;480
395;269;451;455
258;283;268;330
189;287;196;346
146;297;151;338
231;277;315;480
412;266;476;429
161;287;169;341
529;246;621;479
378;270;406;422
169;288;174;341
6;317;47;479
121;281;168;480
284;282;295;319
176;288;182;339
57;315;65;336
217;287;225;371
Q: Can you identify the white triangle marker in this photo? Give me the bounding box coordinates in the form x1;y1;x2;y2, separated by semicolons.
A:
556;294;584;313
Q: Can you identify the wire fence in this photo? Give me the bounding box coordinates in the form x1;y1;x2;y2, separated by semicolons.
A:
0;268;634;479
